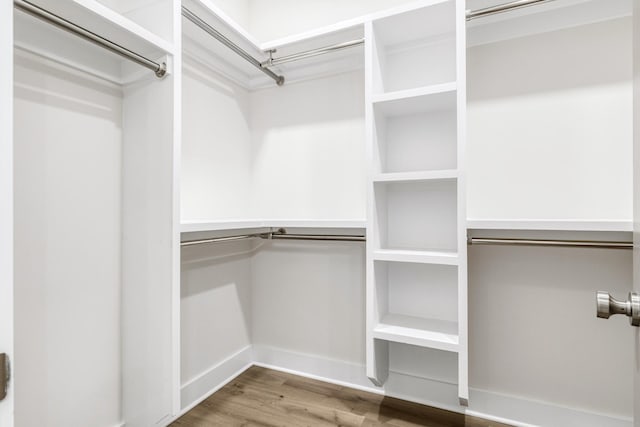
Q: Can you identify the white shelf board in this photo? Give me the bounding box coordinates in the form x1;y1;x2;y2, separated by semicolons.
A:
373;249;459;265
181;220;264;233
191;0;263;48
30;0;174;56
372;0;455;47
181;219;367;233
374;170;457;183
467;0;632;47
15;0;174;84
373;314;459;352
466;219;633;232
263;219;367;229
259;0;452;50
372;83;457;117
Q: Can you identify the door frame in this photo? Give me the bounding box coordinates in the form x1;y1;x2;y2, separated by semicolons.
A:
0;1;14;425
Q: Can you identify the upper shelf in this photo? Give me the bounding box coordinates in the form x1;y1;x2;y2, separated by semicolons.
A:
466;0;632;47
15;0;175;84
181;0;631;90
181;219;368;234
467;219;633;232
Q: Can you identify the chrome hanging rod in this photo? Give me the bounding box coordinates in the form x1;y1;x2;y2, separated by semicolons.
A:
181;229;365;247
14;0;167;78
262;38;365;67
468;237;632;249
466;0;555;21
181;6;284;86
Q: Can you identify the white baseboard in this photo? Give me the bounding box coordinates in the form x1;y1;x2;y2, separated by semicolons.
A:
252;344;381;393
179;345;253;415
177;345;632;427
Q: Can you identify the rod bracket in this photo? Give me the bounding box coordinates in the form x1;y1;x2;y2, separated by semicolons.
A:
155;62;167;78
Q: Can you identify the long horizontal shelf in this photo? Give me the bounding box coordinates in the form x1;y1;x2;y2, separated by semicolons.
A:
466;219;633;232
372;83;457;117
373;314;459;353
260;0;450;50
467;0;631;47
181;219;367;233
374;170;457;183
373;249;458;265
29;0;175;55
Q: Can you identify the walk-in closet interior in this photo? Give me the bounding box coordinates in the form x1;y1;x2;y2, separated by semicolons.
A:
2;0;638;426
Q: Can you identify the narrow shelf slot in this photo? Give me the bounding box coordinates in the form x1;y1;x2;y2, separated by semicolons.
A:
373;314;459;353
374;180;458;252
373;86;457;174
371;0;456;93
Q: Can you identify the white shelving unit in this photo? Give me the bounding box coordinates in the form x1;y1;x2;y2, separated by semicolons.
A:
365;0;468;404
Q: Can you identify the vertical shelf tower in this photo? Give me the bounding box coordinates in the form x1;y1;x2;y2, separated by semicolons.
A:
365;0;468;405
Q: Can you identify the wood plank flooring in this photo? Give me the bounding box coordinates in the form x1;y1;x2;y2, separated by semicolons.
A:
171;366;512;427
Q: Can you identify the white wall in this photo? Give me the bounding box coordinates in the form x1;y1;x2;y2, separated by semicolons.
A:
251;240;365;363
467;18;632;221
469;245;633;418
250;71;366;220
247;0;418;42
181;241;252;404
181;57;253;221
13;51;122;427
247;239;634;421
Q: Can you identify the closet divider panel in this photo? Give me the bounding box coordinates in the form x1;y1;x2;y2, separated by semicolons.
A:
121;72;178;427
365;0;468;404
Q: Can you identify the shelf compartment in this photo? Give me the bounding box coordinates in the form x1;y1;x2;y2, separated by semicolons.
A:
372;261;458;352
371;0;456;93
373;314;458;352
372;87;457;174
373;249;458;266
374;180;458;252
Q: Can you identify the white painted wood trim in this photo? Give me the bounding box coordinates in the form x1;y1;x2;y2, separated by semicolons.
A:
373;170;458;183
373;249;459;265
175;346;631;427
171;0;183;416
178;346;254;416
73;0;175;54
372;82;457;104
180;219;367;233
466;219;634;232
0;0;13;425
259;0;453;50
455;0;469;404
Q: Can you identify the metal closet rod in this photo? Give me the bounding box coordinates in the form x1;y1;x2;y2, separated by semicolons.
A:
181;229;366;247
181;6;285;86
466;0;555;21
468;237;632;249
14;0;167;78
263;38;365;67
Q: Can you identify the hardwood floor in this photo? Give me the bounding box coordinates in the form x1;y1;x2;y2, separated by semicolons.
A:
171;366;512;427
